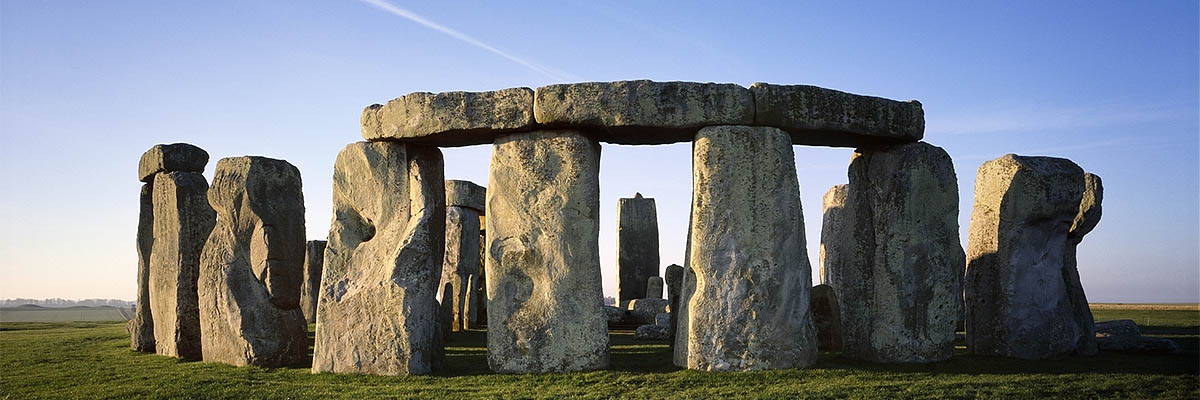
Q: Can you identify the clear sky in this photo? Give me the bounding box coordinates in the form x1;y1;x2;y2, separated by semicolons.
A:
1;1;1197;302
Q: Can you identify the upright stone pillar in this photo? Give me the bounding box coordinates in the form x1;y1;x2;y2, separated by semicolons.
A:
313;142;445;375
149;171;215;360
646;276;664;299
827;142;964;363
965;154;1090;359
617;193;659;304
300;240;326;323
664;264;683;346
486;130;609;373
675;125;816;371
198;156;309;367
1065;173;1103;356
442;180;486;331
130;183;156;352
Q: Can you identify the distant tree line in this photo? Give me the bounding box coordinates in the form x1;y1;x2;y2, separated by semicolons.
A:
0;298;134;308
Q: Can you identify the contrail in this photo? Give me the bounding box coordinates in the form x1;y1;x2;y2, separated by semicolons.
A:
359;0;579;82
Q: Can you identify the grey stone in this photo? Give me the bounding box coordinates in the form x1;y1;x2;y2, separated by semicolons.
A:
646;276;664;300
149;172;216;360
198;156;308;367
131;183;155;352
675;125;817;371
1095;320;1181;354
445;180;486;212
534;80;754;144
603;305;628;326
664;264;683;345
818;184;853;285
627;298;669;325
965;154;1089;359
810;284;842;352
750;83;924;147
634;324;671;341
617;193;660;303
485;130;609;373
301;240;326;324
361;88;535;147
1064;173;1103;356
655;313;671;328
464;273;479;329
139;143;209;182
438;283;453;339
832;142;963;363
312;141;445;375
442;205;482;331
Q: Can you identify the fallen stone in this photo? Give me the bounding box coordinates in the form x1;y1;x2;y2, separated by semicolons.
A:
1094;320;1181;355
634;324;672;341
617;193;660;303
676;125;817;371
485;130;609;373
646;276;664;300
130;183;155;352
810;284;842;352
750;83;924;147
139;143;209;182
965;154;1088;360
198;156;309;367
534;80;754;144
313;141;445;375
1063;173;1103;356
603;306;629;326
443;205;482;331
300;240;326;324
361;88;535;147
445;180;486;212
655;313;671;328
627;298;670;325
149;171;216;360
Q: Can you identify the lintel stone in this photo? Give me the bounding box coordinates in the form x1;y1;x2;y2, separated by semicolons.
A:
750;83;924;147
361;87;535;147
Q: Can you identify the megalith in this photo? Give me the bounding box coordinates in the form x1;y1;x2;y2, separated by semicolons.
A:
674;125;817;371
1065;173;1103;356
965;154;1090;359
810;284;842;352
646;276;664;300
198;156;308;367
827;142;964;363
442;180;486;331
130;183;156;352
617;193;660;304
149;170;216;359
485;130;609;373
300;240;326;323
664;264;684;345
312;141;445;375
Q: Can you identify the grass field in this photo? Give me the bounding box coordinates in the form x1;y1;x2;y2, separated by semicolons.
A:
0;305;130;323
0;308;1196;399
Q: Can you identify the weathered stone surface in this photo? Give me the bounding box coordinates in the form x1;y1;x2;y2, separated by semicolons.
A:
362;88;535;147
810;284;842;352
198;156;308;367
443;205;482;331
664;264;683;345
300;240;326;324
603;305;628;326
831;142;963;363
534;80;754;144
750;83;924;147
1095;320;1181;354
149;172;216;359
634;324;671;341
313;142;445;375
627;298;669;325
617;193;660;303
965;154;1088;359
485;130;609;373
646;276;664;300
445;180;486;212
655;313;671;328
139;143;209;182
818;184;853;285
1063;173;1103;356
131;183;155;352
675;125;817;371
464;273;479;329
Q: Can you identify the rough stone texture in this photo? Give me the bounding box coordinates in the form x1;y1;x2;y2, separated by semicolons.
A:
1064;173;1103;356
830;142;963;363
810;284;842;352
445;180;486;212
655;313;671;328
750;83;924;147
464;274;479;329
603;306;629;326
149;172;216;360
198;156;308;367
139;143;210;182
485;130;609;373
818;185;851;285
965;154;1089;360
131;183;156;352
313;141;445;375
617;193;660;303
627;298;669;325
362;88;535;147
674;125;817;371
300;240;326;324
635;324;671;341
664;264;684;345
646;276;664;300
1095;320;1182;354
534;80;754;144
442;205;482;331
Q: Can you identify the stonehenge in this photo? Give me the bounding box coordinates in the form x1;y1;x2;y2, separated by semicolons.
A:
442;180;486;331
646;276;664;300
198;156;309;367
616;193;660;304
300;240;326;324
810;284;842;352
130;183;156;352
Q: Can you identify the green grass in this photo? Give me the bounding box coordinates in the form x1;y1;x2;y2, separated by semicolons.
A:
0;308;1196;399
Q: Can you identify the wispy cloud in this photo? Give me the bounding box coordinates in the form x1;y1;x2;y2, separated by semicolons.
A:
927;104;1192;136
359;0;580;82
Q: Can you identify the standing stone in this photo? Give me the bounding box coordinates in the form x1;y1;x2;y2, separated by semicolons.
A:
464;274;479;329
300;240;326;324
198;156;308;367
149;171;216;360
130;183;156;352
1064;173;1103;356
313;142;445;375
829;142;964;363
442;180;485;331
810;284;842;352
675;125;817;371
664;264;684;345
617;193;660;303
965;154;1088;359
818;184;854;285
486;130;609;373
646;276;664;300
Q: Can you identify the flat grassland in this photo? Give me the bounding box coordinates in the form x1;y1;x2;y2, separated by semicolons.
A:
0;305;130;323
0;307;1196;399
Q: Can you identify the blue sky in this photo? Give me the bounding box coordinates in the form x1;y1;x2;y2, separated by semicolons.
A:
1;1;1196;302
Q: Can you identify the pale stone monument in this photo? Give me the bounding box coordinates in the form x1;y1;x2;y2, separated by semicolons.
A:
442;179;486;331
